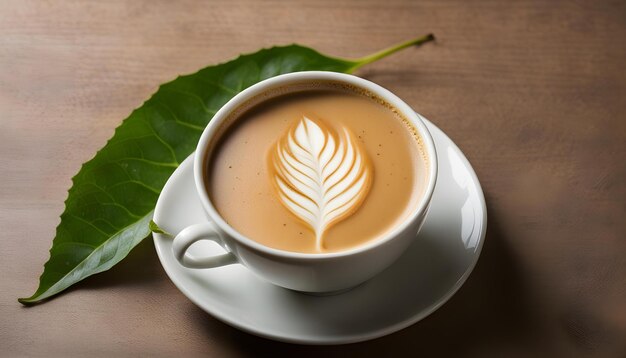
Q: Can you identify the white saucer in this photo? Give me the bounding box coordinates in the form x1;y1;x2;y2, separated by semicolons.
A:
153;118;487;345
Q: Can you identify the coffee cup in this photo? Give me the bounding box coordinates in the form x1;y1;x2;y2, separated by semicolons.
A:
172;71;437;293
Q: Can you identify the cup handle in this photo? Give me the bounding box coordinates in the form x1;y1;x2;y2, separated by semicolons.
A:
172;222;238;268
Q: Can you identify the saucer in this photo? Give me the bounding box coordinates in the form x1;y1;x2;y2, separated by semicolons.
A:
153;117;487;345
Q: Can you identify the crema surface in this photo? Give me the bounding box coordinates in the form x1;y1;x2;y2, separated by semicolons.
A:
207;88;428;253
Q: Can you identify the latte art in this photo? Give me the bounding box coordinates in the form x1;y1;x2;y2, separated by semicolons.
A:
269;116;372;251
209;87;425;253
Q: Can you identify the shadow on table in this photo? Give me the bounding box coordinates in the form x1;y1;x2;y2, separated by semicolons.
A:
187;199;551;356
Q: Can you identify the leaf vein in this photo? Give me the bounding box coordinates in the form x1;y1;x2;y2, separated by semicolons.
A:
68;214;110;238
160;87;216;114
140;108;178;162
194;77;238;95
152;102;205;131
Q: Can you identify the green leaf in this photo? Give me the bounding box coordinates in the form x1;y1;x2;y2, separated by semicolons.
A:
19;34;435;305
149;220;171;237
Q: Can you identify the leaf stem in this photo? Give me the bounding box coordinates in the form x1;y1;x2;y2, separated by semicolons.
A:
347;33;435;72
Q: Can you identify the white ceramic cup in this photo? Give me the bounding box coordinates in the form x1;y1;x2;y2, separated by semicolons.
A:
171;71;438;293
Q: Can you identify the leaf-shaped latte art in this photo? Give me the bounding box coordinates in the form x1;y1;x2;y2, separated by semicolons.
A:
269;116;373;251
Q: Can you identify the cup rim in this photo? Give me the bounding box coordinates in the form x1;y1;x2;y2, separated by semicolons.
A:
194;71;438;260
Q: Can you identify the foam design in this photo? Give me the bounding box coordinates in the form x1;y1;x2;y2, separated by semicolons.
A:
269;116;372;251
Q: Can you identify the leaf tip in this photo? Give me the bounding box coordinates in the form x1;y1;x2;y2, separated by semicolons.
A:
150;220;172;237
17;296;38;306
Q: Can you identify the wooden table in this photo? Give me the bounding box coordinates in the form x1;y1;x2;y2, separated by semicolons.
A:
2;0;624;356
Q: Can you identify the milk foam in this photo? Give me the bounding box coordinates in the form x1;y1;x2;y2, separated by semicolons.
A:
269;116;372;251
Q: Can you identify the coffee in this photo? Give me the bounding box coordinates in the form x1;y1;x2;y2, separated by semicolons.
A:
206;83;429;253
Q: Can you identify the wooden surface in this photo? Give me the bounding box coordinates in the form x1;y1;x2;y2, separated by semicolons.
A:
1;0;625;356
